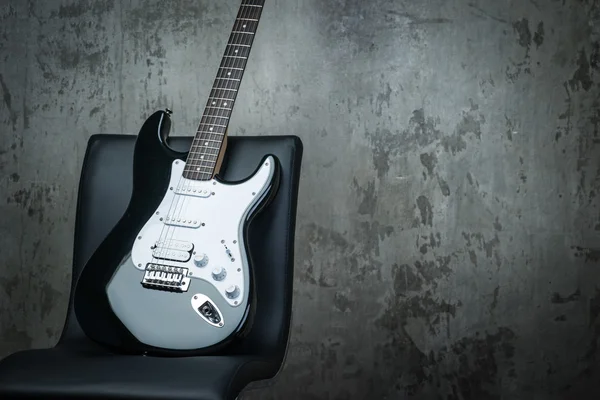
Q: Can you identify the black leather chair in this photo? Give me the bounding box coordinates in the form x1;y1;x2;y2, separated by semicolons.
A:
0;133;303;399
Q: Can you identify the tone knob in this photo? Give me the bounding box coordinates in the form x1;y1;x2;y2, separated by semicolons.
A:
193;253;209;267
225;285;240;299
212;267;227;281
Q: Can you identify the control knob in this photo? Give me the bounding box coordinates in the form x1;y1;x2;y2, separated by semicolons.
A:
193;253;209;267
225;285;240;299
212;267;227;281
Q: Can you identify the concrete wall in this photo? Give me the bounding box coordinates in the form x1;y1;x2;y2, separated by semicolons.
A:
1;0;599;398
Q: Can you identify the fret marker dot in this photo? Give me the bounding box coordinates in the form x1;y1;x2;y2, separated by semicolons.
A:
201;155;204;159
209;127;213;131
205;142;209;145
212;101;216;105
234;49;238;53
196;167;200;171
224;102;228;106
243;25;247;28
227;72;231;76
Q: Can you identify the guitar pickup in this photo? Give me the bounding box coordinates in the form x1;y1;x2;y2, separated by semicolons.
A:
151;248;192;263
154;240;194;252
174;184;212;198
163;217;201;228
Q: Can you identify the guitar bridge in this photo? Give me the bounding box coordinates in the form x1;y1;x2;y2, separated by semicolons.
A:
141;264;190;292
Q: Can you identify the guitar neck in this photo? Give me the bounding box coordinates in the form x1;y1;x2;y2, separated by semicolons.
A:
183;0;266;181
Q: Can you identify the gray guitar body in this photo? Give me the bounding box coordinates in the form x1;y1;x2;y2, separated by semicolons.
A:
74;110;280;355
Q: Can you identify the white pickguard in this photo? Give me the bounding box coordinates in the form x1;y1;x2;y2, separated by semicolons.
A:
131;156;275;308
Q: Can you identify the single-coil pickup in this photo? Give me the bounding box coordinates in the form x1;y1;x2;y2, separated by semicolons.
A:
154;240;194;252
164;217;201;228
152;248;191;262
174;185;212;198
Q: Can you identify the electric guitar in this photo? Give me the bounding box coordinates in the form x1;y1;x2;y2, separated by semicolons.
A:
73;0;279;355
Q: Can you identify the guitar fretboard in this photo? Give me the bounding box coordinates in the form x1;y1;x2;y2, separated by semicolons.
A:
183;0;265;181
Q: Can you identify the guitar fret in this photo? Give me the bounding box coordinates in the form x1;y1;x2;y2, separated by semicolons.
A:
188;157;218;162
204;110;231;114
194;138;222;143
199;128;226;133
217;70;243;79
208;96;235;101
188;155;217;161
188;156;217;161
228;38;253;46
220;62;245;69
187;160;216;164
241;4;263;7
201;123;228;128
212;87;238;92
220;56;246;65
202;115;229;121
188;152;218;157
191;142;222;148
185;166;214;172
237;18;258;21
192;144;220;150
185;167;214;174
199;123;228;128
223;56;247;60
186;164;213;170
187;157;216;162
219;67;244;71
206;106;232;111
189;149;220;154
232;31;255;35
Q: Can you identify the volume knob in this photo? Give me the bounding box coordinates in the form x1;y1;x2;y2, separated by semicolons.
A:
193;253;209;267
212;267;227;281
225;285;240;299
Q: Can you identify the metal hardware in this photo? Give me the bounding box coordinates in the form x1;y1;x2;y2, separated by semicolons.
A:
193;253;209;267
141;264;190;292
191;294;224;328
212;267;227;281
152;248;191;262
225;285;240;299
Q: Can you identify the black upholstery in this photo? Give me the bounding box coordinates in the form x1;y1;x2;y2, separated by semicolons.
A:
0;134;303;399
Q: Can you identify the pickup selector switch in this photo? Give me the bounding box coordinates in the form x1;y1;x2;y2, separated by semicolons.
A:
212;267;227;281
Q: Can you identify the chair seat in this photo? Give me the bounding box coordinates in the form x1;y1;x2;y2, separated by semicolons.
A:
0;133;303;400
0;343;269;400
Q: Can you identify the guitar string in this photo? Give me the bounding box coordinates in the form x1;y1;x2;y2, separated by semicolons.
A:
193;1;257;177
171;1;256;242
157;3;251;265
164;1;257;273
152;2;259;276
150;3;252;269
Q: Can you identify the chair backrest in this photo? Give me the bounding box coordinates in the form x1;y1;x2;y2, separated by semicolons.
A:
60;134;303;360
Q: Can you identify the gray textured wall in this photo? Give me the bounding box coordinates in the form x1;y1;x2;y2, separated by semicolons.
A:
1;0;600;398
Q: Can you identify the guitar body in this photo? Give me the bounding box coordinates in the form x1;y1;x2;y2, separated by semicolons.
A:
74;110;280;354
